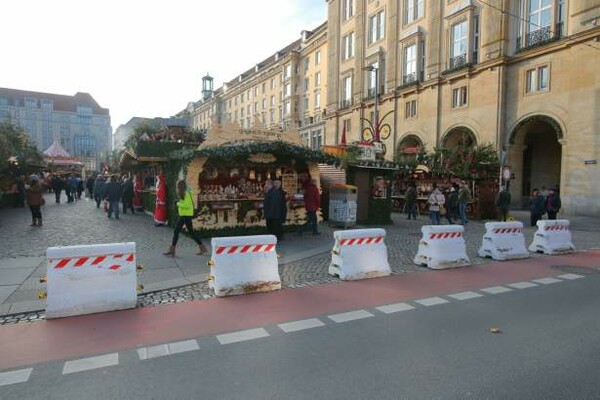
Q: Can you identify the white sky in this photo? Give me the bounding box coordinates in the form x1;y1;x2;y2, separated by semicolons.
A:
0;0;326;131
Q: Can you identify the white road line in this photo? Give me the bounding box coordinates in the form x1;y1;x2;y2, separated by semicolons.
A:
414;297;449;307
447;291;483;301
532;277;563;285
278;318;325;333
557;273;585;280
375;303;415;314
0;368;33;387
217;328;270;345
138;340;200;360
507;281;539;289
328;310;374;323
480;286;513;294
62;353;119;375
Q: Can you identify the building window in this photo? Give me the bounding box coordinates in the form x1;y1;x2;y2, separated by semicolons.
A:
342;32;355;60
284;64;292;80
271;95;275;106
315;92;321;109
452;86;468;108
262;99;267;110
420;40;426;81
404;0;424;24
315;72;321;87
315;51;321;66
284;83;291;98
270;109;275;124
450;20;468;69
304;57;310;71
366;62;378;98
310;129;323;149
271;78;276;89
405;100;417;118
525;65;549;93
528;0;552;34
403;44;417;84
41;99;53;112
368;10;385;45
25;98;37;109
343;0;354;20
517;0;562;51
284;101;291;116
305;77;310;91
472;15;480;63
304;96;309;110
342;76;353;107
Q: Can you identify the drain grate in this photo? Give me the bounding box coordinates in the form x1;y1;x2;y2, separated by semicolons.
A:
550;265;600;275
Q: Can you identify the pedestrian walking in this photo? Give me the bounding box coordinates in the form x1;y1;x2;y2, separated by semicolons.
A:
133;174;144;212
529;188;546;227
51;174;64;203
263;179;286;241
121;176;135;214
163;180;208;257
103;175;122;219
427;184;445;225
405;182;418;220
26;177;45;226
458;181;471;224
86;175;95;198
67;174;79;203
299;178;320;235
545;188;561;220
497;186;511;221
93;175;106;208
445;187;459;224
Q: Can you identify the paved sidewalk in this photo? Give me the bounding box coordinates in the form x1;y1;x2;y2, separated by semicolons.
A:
1;192;599;317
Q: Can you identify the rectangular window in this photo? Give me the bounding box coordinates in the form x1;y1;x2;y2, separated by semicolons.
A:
452;86;468;108
271;95;275;106
25;97;37;108
528;0;552;33
315;92;321;109
315;51;321;65
526;65;549;93
284;65;292;79
472;15;480;63
342;76;352;106
343;0;354;20
262;99;267;110
342;32;355;60
284;83;291;98
366;62;378;97
284;101;291;115
304;57;310;71
420;40;426;81
305;77;310;91
404;0;424;24
405;100;417;118
368;10;385;44
270;109;275;124
404;44;417;83
315;72;321;87
271;78;276;89
451;20;468;68
304;96;309;110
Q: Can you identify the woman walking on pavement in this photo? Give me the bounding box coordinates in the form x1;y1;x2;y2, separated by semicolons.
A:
26;177;45;226
164;180;208;257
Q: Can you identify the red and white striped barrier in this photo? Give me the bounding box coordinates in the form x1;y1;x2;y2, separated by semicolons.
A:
529;219;575;255
413;225;470;269
46;242;137;319
208;235;280;297
478;221;530;260
329;228;390;280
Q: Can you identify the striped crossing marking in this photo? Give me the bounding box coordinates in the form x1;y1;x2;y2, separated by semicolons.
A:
492;228;523;234
50;254;135;270
62;353;119;375
215;244;275;255
428;232;462;239
338;236;384;246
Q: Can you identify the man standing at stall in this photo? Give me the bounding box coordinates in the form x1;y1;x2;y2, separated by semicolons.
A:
263;179;286;241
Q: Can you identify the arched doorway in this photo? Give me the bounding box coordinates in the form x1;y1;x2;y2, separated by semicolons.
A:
441;126;477;150
396;134;424;163
507;115;563;208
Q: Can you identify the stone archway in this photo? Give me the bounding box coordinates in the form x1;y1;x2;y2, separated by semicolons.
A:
441;126;477;150
396;134;424;162
506;114;563;208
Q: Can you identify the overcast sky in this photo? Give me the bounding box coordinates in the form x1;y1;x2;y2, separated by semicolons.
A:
0;0;326;131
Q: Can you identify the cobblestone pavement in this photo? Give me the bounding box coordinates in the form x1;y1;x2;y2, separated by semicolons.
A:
1;192;599;324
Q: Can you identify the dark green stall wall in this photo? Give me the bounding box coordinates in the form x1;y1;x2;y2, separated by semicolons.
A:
347;166;393;225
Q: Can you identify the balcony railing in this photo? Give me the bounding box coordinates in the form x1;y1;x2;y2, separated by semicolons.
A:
403;72;417;85
516;22;563;53
449;53;467;70
340;99;353;109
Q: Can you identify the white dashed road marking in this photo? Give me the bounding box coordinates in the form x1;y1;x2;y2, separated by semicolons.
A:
447;291;483;301
217;328;270;345
0;368;33;387
62;353;119;375
138;340;199;360
328;310;374;323
278;318;325;333
376;302;415;314
480;286;513;294
532;277;562;285
414;297;449;307
557;273;584;280
507;281;539;289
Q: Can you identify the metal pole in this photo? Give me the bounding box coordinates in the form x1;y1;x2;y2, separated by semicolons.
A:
374;67;379;141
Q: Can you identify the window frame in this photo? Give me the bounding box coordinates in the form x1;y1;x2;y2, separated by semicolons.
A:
451;86;468;109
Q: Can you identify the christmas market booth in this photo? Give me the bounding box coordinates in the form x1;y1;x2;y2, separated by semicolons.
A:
391;144;500;219
182;122;340;236
43;140;84;176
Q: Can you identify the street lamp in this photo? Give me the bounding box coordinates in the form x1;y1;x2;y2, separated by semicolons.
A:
362;65;379;141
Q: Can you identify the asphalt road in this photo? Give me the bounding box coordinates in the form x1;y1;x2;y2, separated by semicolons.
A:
3;273;599;400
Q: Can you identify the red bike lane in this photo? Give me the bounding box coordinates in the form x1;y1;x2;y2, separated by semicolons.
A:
1;251;598;371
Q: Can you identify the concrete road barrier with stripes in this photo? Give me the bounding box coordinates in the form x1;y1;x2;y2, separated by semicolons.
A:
208;235;280;297
329;228;390;280
46;242;137;319
478;221;530;261
529;219;575;255
413;225;470;269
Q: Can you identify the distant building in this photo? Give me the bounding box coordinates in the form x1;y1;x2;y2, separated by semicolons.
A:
113;116;189;150
0;88;112;171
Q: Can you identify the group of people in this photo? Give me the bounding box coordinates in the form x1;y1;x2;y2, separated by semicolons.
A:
50;174;85;204
91;174;144;219
404;181;472;226
529;185;561;226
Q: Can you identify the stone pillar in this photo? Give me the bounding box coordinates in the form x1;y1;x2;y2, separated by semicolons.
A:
506;144;526;208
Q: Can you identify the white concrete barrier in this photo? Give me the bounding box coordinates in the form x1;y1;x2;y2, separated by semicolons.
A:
478;221;530;261
529;219;575;255
46;242;137;319
329;228;390;280
413;225;470;269
208;235;281;297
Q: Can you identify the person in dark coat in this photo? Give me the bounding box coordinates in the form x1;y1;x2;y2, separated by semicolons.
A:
529;188;546;227
545;188;561;220
26;177;45;226
86;176;95;198
93;176;106;208
405;182;418;220
51;174;64;203
121;176;135;215
445;187;459;224
300;178;321;235
103;176;122;219
497;186;512;221
263;179;286;241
